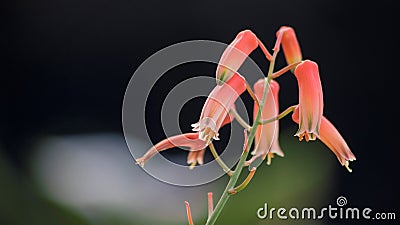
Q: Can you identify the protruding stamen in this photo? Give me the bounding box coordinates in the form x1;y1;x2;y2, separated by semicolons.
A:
267;154;272;165
344;161;353;173
189;161;197;170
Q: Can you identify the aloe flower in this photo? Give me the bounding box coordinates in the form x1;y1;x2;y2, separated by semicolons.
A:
293;60;323;141
216;30;258;85
137;108;235;167
277;26;302;67
246;79;283;166
192;72;246;144
135;133;207;167
292;107;356;172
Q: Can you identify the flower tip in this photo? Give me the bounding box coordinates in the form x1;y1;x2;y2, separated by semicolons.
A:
135;158;145;167
277;26;292;35
294;60;319;75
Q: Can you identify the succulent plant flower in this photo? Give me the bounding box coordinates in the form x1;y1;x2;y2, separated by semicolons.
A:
137;107;236;168
292;107;356;172
293;60;324;141
216;30;258;85
135;133;207;167
277;26;302;69
246;79;283;166
192;72;246;144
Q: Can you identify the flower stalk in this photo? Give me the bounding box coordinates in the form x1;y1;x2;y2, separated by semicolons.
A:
208;143;233;176
246;81;260;108
228;167;257;195
229;108;251;131
259;105;297;125
205;33;282;225
270;61;301;79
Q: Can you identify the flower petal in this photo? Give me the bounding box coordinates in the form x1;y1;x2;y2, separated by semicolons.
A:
216;30;258;84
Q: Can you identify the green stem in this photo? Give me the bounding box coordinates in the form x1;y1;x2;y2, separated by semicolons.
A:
246;81;260;108
206;45;280;225
209;143;233;176
259;105;297;124
228;167;256;194
270;61;301;79
230;108;251;131
257;38;272;61
205;140;251;225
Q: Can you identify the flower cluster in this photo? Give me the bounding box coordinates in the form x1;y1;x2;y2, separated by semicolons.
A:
136;26;356;172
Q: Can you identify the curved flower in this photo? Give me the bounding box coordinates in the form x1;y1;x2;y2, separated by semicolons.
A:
293;60;323;141
246;79;283;166
277;26;302;68
216;30;258;85
137;108;235;168
192;72;246;144
135;133;207;167
292;107;356;172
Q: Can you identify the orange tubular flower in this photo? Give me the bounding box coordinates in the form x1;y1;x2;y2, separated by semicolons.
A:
216;30;258;85
293;60;323;141
192;72;246;144
292;107;356;172
277;26;302;68
246;79;283;166
137;110;235;168
135;133;206;167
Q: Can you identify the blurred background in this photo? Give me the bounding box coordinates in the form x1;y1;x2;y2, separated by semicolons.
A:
2;0;397;224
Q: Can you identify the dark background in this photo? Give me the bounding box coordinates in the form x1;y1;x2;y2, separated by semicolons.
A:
2;0;397;224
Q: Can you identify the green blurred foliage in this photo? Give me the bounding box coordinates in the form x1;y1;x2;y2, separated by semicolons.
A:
197;127;336;225
0;150;93;225
0;126;337;225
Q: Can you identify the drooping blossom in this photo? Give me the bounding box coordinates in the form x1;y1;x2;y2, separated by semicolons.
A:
246;79;283;166
292;107;356;172
135;133;207;167
192;72;246;144
216;30;258;85
293;60;323;141
277;26;302;68
136;107;235;168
